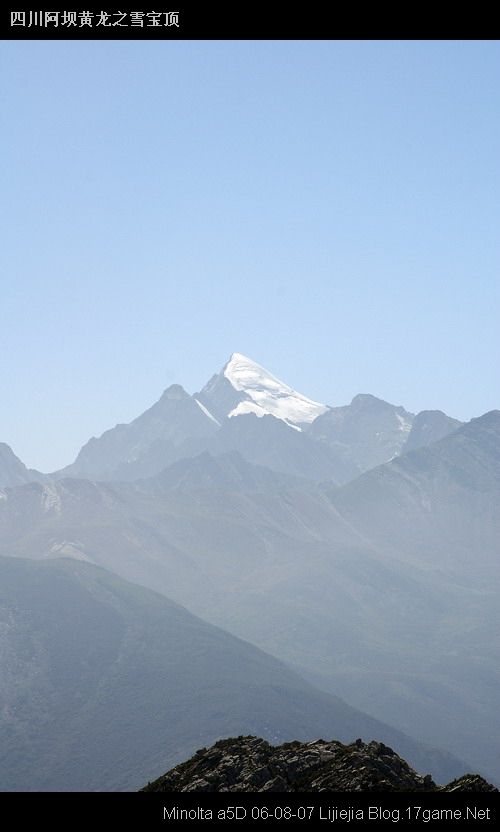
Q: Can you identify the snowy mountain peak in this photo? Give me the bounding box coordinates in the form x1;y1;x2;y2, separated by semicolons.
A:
221;352;328;428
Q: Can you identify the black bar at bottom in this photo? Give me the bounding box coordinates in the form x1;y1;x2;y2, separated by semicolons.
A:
0;791;498;826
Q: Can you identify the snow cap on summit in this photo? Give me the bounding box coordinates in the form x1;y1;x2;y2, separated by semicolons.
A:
222;352;328;428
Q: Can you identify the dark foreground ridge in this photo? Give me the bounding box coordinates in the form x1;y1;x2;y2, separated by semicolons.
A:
141;736;497;793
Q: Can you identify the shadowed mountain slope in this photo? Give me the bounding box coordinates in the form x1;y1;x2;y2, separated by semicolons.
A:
1;413;499;781
0;556;467;791
0;443;45;488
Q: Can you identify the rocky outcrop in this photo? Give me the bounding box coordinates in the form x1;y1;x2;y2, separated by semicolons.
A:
0;442;45;488
141;736;497;793
444;775;498;792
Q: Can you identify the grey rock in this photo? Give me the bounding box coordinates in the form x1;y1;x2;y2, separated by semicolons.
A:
141;736;498;792
0;443;46;488
55;383;218;481
403;410;462;453
308;393;414;475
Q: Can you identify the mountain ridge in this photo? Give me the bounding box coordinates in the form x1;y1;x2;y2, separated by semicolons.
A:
0;555;468;791
142;736;497;793
1;409;499;779
197;352;328;428
0;442;46;489
47;353;463;484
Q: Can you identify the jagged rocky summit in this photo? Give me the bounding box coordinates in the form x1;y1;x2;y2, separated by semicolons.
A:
141;737;497;793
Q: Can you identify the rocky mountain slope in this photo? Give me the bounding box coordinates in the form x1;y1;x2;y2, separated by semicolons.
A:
1;556;467;792
142;736;497;793
329;409;500;576
307;394;414;473
56;383;218;481
51;353;461;483
308;398;462;476
1;413;499;782
0;443;45;488
403;409;462;453
145;450;311;493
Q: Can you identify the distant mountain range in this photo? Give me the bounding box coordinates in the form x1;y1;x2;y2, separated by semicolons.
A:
1;411;499;782
31;352;460;485
0;352;497;791
1;353;463;488
0;556;466;791
0;443;45;489
308;396;461;471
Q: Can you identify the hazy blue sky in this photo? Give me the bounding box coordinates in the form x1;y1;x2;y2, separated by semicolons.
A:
1;40;499;470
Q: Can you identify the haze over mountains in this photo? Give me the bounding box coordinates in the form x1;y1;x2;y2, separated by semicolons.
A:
0;352;498;791
42;353;462;485
0;556;467;791
1;353;463;489
0;443;45;489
